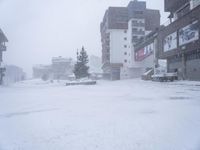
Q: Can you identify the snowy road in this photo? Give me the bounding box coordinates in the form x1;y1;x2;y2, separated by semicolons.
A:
0;79;200;150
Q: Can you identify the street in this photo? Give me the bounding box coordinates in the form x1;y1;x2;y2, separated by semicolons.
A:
0;79;200;150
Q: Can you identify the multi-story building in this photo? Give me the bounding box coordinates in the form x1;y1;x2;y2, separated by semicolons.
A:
133;28;161;78
121;2;160;79
33;57;74;80
52;57;74;80
4;65;26;84
101;7;128;80
0;28;8;85
158;0;200;80
101;0;160;80
33;65;52;79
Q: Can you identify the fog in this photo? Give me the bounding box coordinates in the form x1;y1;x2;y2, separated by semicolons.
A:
0;0;168;77
1;1;200;148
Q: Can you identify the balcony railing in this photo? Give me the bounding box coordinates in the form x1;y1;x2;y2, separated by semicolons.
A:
132;30;145;35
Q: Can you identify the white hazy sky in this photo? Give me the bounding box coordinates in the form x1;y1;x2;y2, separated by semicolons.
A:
0;0;169;76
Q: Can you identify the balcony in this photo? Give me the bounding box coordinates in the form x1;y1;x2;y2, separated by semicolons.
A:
132;22;145;27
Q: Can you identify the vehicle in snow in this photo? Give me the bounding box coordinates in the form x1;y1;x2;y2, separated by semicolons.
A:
150;59;178;82
152;66;178;82
152;72;178;82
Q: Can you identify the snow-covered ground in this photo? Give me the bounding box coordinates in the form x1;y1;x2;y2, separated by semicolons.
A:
0;79;200;150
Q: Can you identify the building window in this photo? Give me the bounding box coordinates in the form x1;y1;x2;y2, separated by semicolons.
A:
132;36;138;42
132;20;138;24
124;30;127;33
124;59;127;63
124;45;127;48
134;11;143;14
124;52;127;55
132;28;137;32
124;37;127;40
139;28;143;32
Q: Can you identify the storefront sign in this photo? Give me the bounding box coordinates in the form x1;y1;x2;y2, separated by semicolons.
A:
179;21;199;46
135;43;154;61
164;32;177;52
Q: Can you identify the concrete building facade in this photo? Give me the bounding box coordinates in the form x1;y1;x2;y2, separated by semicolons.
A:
33;65;52;79
101;0;160;80
33;57;74;80
4;65;26;84
159;0;200;80
133;29;160;78
101;7;127;80
52;57;74;80
0;29;8;85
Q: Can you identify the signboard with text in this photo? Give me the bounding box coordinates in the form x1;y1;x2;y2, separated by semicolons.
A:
135;43;154;61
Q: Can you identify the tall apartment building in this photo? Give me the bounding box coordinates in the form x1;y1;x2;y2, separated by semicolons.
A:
158;0;200;80
0;29;8;85
101;0;160;80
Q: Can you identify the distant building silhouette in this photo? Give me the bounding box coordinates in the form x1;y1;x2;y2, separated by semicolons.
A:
32;56;74;80
3;65;26;84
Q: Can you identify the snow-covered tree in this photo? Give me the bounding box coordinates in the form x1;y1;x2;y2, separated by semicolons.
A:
74;47;89;79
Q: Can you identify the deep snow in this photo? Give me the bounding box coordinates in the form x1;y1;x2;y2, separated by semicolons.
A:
0;79;200;150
